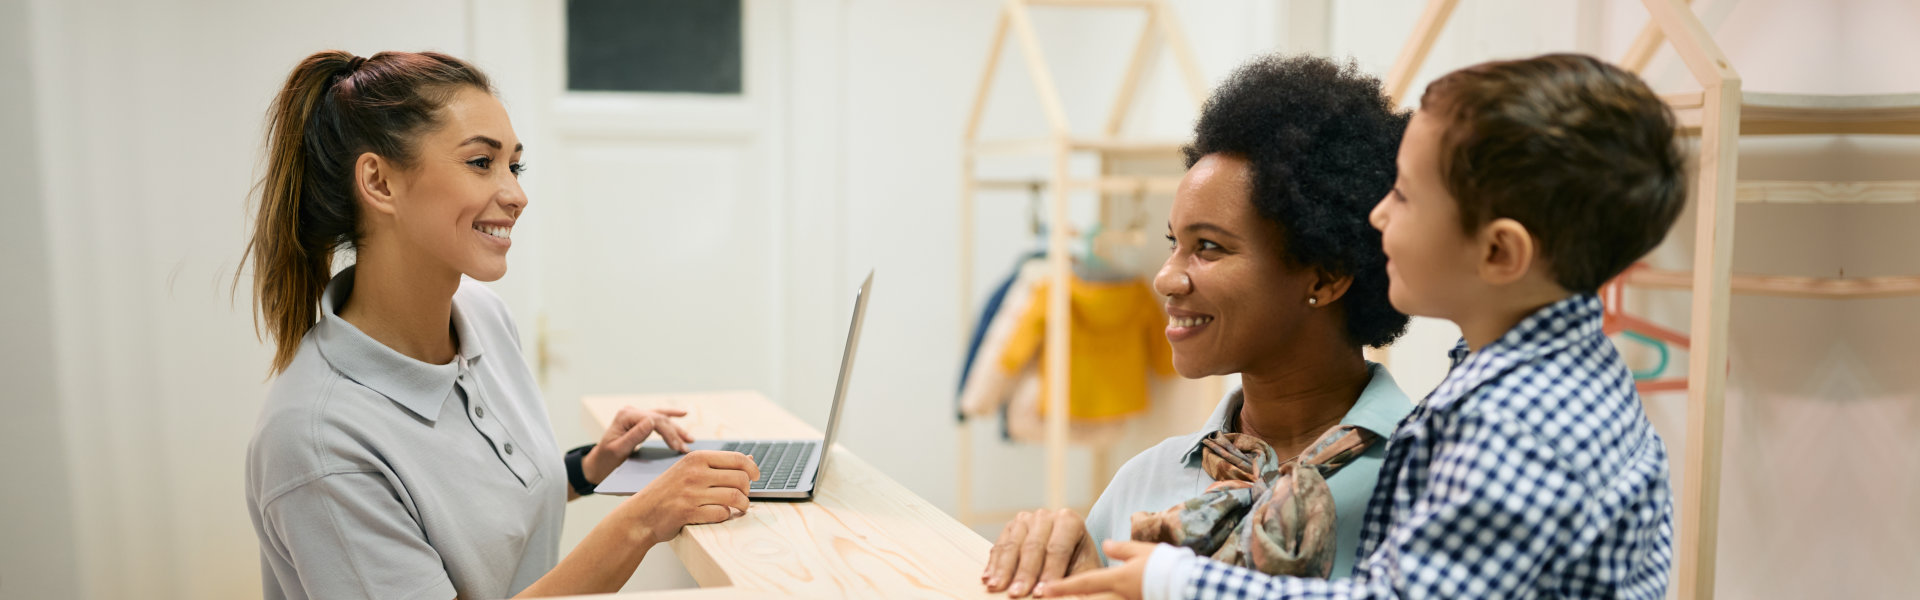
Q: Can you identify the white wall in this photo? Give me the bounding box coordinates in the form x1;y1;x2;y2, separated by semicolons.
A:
5;1;476;597
0;0;80;597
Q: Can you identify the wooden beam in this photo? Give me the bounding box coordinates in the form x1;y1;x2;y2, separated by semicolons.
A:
1678;70;1739;600
972;137;1055;155
973;136;1188;156
1070;176;1183;194
1741;92;1920;135
1669;92;1920;136
1624;269;1920;299
1045;140;1073;510
1662;91;1705;111
1642;0;1737;87
1744;119;1920;136
1738;181;1920;205
1006;0;1071;138
1664;91;1705;133
1637;11;1741;593
1104;8;1159;136
976;176;1184;195
957;151;979;527
1636;8;1742;589
1027;0;1152;7
1151;0;1210;104
1067;137;1189;155
1643;2;1743;593
1383;0;1461;106
1618;0;1694;73
973;178;1048;191
963;9;1012;144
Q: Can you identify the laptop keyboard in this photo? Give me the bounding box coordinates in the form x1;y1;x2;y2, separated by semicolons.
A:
722;441;818;490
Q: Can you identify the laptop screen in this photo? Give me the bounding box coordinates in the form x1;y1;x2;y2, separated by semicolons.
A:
813;269;872;485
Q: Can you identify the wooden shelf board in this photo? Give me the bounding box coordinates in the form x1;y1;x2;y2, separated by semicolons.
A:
1738;180;1920;204
969;136;1188;156
1623;268;1920;299
1026;0;1154;8
1667;91;1920;136
971;175;1183;194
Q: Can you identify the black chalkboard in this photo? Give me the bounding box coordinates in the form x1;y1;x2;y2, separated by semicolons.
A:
566;0;743;94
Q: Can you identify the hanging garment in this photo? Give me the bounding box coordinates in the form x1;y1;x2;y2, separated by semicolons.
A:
1002;366;1127;447
955;253;1045;420
1128;426;1381;579
998;275;1176;421
957;260;1049;419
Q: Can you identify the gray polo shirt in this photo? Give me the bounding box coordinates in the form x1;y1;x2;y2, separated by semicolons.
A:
246;266;565;600
1084;363;1412;579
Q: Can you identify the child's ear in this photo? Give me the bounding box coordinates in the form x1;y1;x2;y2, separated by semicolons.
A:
1308;266;1355;307
356;152;402;217
1477;217;1536;286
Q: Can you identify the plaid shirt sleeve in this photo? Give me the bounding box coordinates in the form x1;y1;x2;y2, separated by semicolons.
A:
1154;406;1587;600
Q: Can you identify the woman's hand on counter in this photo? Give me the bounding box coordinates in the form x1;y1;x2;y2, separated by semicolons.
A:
985;508;1102;598
623;450;760;544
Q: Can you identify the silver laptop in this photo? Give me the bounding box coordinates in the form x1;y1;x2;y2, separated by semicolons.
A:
595;269;871;500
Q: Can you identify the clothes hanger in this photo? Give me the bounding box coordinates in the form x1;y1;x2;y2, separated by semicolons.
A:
1617;330;1670;381
1602;263;1694;393
1090;187;1161;277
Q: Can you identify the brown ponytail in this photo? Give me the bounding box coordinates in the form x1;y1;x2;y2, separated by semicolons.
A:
240;50;492;375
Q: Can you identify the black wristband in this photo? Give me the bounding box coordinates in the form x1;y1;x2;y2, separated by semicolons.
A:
565;444;597;496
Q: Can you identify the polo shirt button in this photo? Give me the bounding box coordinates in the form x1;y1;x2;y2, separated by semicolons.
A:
504;443;514;455
475;406;485;418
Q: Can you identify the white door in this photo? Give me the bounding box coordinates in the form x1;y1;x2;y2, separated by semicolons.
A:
470;0;794;591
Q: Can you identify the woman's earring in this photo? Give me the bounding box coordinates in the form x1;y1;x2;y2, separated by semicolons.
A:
1307;297;1319;306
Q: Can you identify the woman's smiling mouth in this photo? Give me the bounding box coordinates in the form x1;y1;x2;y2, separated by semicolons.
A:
474;222;513;248
1166;310;1214;342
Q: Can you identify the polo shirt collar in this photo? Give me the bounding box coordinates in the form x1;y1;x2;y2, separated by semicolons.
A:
1177;361;1413;466
311;265;484;422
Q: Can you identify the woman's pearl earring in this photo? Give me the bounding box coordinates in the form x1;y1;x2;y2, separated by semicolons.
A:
1307;297;1318;306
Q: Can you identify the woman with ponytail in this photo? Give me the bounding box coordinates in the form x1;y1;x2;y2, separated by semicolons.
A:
241;50;756;599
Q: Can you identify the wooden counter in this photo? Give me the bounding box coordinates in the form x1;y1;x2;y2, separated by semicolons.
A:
577;391;1106;599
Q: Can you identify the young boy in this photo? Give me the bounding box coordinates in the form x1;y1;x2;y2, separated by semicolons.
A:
1046;53;1685;600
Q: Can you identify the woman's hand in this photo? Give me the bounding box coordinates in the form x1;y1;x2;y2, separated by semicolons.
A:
623;450;760;544
983;508;1102;598
1041;540;1154;599
582;407;695;486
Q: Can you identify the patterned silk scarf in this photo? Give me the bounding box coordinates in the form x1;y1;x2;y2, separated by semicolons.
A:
1129;425;1380;578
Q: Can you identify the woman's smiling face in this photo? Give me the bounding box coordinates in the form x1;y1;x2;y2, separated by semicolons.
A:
1154;153;1323;378
381;86;528;282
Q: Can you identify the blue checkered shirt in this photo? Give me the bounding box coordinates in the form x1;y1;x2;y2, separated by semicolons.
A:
1154;294;1674;599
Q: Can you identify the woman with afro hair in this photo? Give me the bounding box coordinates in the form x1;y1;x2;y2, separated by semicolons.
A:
982;53;1414;598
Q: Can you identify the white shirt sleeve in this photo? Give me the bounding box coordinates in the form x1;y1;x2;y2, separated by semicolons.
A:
1142;543;1202;600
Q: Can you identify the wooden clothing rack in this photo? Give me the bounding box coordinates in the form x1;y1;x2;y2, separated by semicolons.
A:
954;0;1223;526
1386;1;1920;598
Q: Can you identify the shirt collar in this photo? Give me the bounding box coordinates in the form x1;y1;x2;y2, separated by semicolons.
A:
1427;293;1604;410
1177;361;1414;465
310;265;484;422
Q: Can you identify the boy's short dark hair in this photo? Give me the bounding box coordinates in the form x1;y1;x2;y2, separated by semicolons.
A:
1420;53;1686;293
1185;54;1411;348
